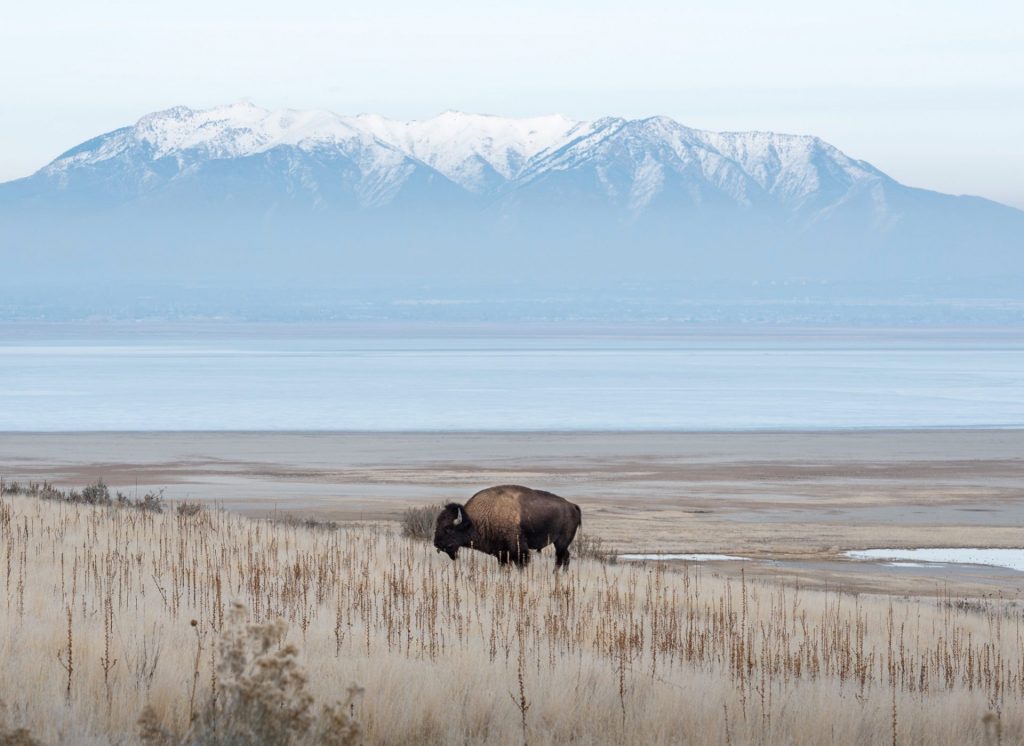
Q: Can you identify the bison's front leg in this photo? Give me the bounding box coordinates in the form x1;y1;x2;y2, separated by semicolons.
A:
511;532;532;568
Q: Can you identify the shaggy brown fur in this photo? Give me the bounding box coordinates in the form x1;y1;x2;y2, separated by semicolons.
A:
433;485;582;569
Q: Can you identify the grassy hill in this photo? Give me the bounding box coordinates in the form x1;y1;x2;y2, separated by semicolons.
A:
1;490;1022;744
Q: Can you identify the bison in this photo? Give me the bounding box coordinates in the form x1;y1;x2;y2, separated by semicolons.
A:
433;485;582;570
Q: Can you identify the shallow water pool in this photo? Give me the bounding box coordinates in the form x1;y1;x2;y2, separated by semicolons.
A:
846;548;1024;572
617;553;748;562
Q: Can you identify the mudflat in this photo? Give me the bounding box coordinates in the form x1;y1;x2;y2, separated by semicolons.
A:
2;430;1023;595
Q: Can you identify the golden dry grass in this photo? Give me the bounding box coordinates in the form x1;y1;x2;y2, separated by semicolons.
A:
2;493;1024;745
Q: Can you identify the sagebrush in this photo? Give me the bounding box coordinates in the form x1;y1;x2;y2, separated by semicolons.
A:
138;605;361;746
400;503;443;540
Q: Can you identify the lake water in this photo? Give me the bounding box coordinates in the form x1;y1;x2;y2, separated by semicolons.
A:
1;324;1023;431
618;554;748;562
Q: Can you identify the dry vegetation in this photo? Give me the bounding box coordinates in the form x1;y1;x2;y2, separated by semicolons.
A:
2;491;1024;745
400;503;443;541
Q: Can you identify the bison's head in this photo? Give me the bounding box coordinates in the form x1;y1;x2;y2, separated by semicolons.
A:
433;503;473;560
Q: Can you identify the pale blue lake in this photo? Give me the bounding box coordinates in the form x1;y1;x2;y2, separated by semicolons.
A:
1;324;1022;431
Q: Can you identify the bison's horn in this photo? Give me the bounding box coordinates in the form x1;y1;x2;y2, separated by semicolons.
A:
453;507;463;526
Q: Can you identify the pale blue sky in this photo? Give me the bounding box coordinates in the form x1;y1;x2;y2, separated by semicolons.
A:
2;0;1022;207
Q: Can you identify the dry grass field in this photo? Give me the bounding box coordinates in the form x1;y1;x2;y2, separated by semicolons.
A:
2;490;1024;745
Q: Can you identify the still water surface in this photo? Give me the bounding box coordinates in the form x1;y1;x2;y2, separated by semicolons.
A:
2;324;1022;431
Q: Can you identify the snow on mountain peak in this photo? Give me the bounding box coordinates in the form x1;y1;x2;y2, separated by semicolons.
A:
347;111;585;190
697;130;885;201
130;103;371;160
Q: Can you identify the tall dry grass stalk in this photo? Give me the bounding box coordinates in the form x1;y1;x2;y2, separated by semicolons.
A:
1;492;1024;744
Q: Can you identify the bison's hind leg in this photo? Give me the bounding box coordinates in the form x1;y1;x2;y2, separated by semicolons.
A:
554;523;579;571
554;541;571;570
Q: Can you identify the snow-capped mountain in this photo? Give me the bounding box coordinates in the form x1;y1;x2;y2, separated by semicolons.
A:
23;100;889;212
1;101;1022;295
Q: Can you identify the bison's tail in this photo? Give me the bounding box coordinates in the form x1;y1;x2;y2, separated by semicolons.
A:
572;503;582;526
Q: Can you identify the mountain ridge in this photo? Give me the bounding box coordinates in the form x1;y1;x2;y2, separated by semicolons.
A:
1;102;1022;300
13;101;1016;216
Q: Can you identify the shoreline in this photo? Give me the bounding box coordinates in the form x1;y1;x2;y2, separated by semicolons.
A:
3;425;1024;434
3;319;1024;332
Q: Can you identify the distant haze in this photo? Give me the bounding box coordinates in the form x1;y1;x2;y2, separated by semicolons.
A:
1;1;1023;208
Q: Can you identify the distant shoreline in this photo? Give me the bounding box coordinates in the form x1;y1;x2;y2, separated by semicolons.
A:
3;319;1024;332
2;426;1024;434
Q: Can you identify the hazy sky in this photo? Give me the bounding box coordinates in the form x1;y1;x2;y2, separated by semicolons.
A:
2;0;1022;207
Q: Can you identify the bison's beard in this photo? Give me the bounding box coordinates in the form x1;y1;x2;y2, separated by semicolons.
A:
435;545;459;560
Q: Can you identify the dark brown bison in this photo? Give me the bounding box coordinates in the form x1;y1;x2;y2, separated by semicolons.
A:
433;485;582;570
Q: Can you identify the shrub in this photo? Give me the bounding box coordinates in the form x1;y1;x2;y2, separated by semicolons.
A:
271;514;339;532
80;480;112;505
175;501;205;518
10;478;173;514
30;482;63;500
573;532;611;563
139;491;166;513
118;489;166;513
400;503;442;541
139;604;362;746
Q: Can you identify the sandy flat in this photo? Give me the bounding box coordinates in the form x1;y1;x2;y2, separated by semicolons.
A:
2;430;1024;595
